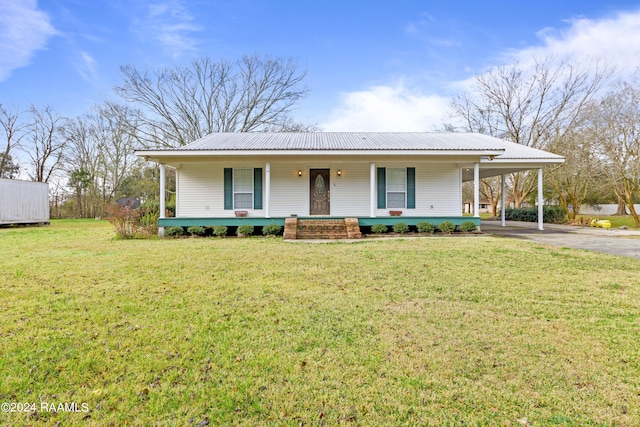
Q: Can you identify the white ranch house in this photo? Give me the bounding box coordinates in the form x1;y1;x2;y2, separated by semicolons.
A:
136;132;564;237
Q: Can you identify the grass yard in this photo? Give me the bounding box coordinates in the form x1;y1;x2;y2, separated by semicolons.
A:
1;220;640;426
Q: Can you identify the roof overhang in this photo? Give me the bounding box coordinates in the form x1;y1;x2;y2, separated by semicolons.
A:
136;149;506;163
461;157;564;181
135;132;565;176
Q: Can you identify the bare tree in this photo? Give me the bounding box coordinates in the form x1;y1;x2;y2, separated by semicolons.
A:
64;114;103;217
115;54;309;148
63;101;145;217
23;105;68;183
590;80;640;226
546;118;604;219
451;56;610;207
91;101;141;200
0;104;27;178
480;177;502;217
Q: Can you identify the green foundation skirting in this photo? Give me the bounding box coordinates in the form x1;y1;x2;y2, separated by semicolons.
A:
158;216;480;228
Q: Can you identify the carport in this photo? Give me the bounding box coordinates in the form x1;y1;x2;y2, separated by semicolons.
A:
461;140;564;230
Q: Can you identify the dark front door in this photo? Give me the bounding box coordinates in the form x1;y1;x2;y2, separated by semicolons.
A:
310;169;330;215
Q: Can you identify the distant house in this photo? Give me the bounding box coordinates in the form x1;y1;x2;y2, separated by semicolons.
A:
464;198;493;214
463;197;516;215
136;132;563;237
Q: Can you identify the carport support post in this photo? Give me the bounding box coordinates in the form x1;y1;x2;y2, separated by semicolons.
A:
538;167;544;231
473;162;480;218
159;163;166;237
501;174;506;227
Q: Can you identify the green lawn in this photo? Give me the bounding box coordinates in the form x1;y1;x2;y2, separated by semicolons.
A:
1;220;639;426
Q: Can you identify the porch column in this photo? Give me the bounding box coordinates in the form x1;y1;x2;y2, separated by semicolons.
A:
501;174;506;227
473;162;480;218
370;162;376;217
265;162;271;218
159;163;166;219
538;167;544;231
175;166;179;217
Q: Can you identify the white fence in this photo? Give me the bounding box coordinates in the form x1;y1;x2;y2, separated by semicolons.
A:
577;204;640;216
0;179;50;225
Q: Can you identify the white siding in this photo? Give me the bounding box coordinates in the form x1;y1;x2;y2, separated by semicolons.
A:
329;163;370;217
268;161;371;217
176;159;463;218
374;162;461;217
177;164;220;217
268;162;309;217
0;179;49;224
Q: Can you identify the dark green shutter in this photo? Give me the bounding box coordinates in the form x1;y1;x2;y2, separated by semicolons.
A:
224;168;233;210
253;168;263;210
377;168;386;209
407;167;415;209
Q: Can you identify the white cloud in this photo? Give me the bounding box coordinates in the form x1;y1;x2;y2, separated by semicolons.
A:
0;0;56;81
324;9;640;132
77;51;98;81
322;84;450;131
133;0;202;58
508;9;640;77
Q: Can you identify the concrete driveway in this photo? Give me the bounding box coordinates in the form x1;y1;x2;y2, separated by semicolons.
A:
481;220;640;259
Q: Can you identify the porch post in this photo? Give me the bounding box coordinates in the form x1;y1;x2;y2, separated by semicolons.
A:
175;166;179;217
158;163;166;237
265;162;271;218
501;174;506;227
370;162;376;217
538;167;544;231
159;163;166;219
473;162;480;218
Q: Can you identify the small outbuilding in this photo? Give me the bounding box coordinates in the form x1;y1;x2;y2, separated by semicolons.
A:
136;132;564;238
0;179;50;226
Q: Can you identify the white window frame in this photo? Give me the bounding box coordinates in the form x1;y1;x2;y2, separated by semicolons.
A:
386;167;406;209
233;168;253;209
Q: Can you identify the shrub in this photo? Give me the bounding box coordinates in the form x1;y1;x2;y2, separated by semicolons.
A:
504;206;567;224
139;210;159;235
105;203;142;239
165;226;184;237
187;225;206;236
392;222;409;234
139;200;159;235
438;221;455;234
262;223;282;236
371;223;388;234
166;194;176;217
213;225;228;237
237;224;254;236
459;221;477;232
417;221;435;233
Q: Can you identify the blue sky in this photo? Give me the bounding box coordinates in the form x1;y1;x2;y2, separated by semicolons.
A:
3;0;640;131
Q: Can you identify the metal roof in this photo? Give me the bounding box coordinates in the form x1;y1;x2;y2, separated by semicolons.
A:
136;132;564;161
175;132;505;151
486;139;564;160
